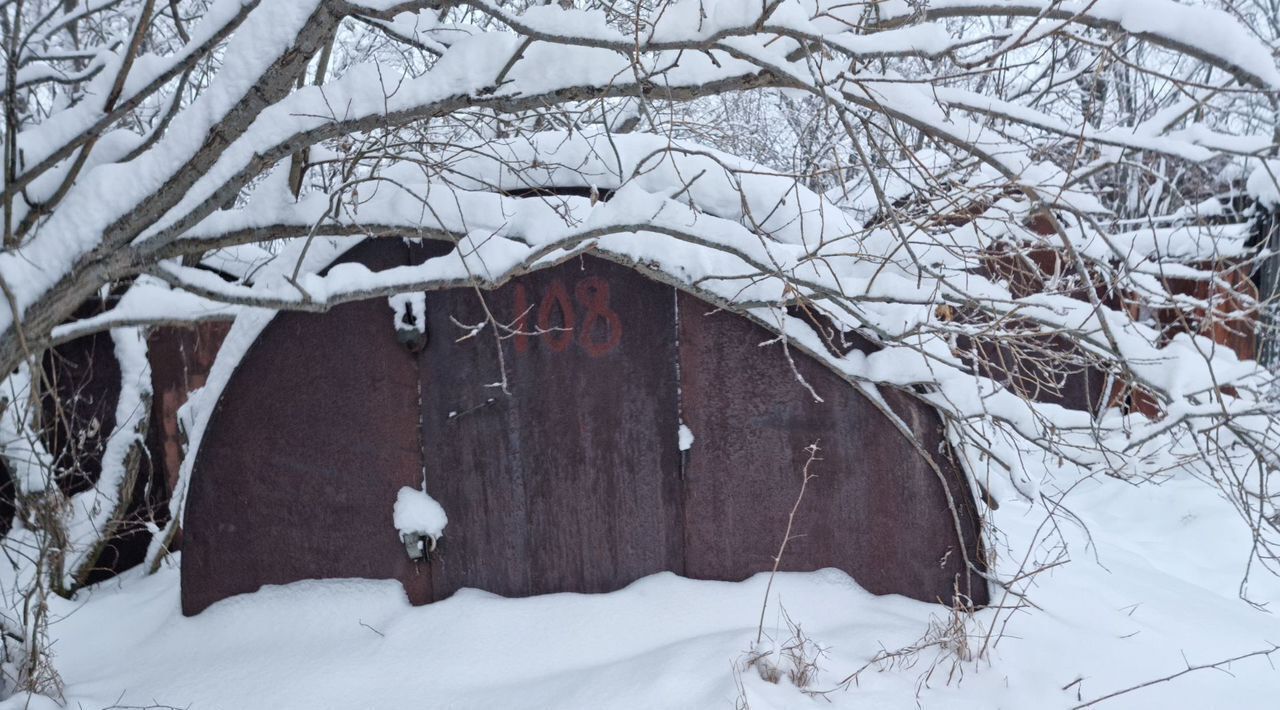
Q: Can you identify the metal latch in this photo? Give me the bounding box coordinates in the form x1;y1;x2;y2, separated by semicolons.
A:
402;531;442;561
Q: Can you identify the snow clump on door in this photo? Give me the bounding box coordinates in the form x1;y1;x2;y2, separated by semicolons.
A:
394;486;448;551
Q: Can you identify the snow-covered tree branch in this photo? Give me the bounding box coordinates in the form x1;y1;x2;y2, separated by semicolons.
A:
2;0;1280;702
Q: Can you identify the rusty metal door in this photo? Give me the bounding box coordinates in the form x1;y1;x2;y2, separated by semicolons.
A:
419;256;683;599
181;239;432;615
181;245;985;614
677;292;986;606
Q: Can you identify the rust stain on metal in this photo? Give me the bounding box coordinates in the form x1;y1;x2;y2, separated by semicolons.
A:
974;245;1260;415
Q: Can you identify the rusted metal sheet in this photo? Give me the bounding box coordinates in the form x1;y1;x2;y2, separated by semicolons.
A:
135;320;233;558
973;245;1113;413
40;324;121;498
974;245;1262;413
38;318;164;583
419;255;683;599
182;245;985;613
1156;261;1258;360
26;316;230;582
31;317;235;585
181;239;431;615
146;321;232;499
960;331;1109;413
678;292;987;606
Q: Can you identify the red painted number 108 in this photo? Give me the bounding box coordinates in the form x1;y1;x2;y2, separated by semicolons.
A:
512;276;622;358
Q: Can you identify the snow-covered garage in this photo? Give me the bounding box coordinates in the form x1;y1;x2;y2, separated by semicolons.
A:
178;238;987;615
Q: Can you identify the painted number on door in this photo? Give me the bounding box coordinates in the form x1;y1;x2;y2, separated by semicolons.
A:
513;276;622;357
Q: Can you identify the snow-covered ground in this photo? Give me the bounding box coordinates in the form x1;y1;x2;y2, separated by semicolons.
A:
8;464;1279;710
